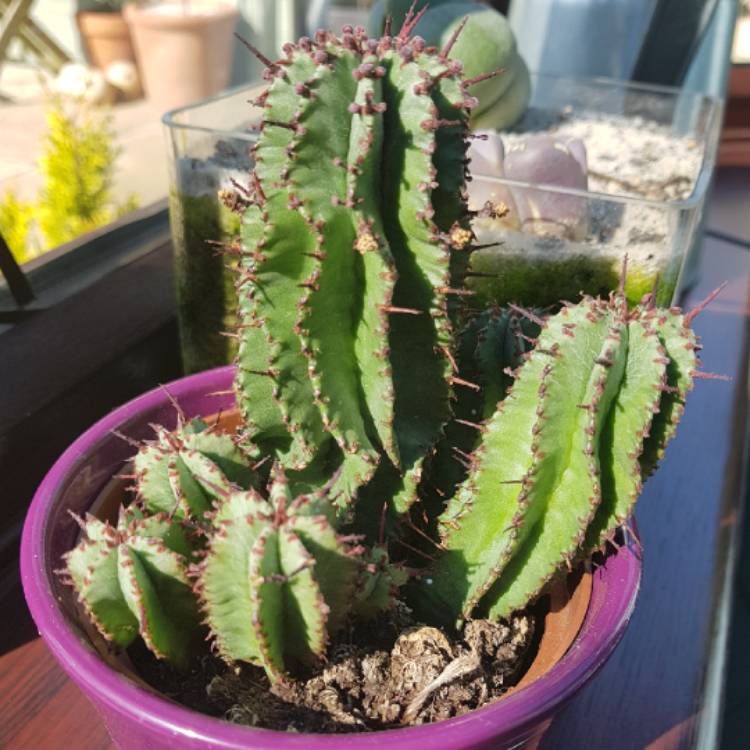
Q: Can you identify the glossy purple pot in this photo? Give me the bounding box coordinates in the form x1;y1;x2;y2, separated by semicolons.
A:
21;366;641;750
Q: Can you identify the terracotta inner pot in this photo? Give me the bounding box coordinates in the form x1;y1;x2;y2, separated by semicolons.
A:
65;408;593;714
76;11;136;70
124;2;239;112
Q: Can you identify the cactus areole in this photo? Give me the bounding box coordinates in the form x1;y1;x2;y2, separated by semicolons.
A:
60;14;714;731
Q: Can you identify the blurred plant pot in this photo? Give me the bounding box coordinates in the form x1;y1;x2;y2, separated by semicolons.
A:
124;1;239;112
21;366;642;750
76;10;136;69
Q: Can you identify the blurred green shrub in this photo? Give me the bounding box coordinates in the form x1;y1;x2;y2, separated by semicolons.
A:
0;193;34;261
0;99;138;264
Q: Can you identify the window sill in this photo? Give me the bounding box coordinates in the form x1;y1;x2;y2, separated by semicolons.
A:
0;201;182;582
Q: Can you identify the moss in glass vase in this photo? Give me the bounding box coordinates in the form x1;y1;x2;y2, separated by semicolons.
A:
169;191;241;373
467;247;677;309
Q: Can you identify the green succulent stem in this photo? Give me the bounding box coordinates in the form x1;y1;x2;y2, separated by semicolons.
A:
411;293;697;626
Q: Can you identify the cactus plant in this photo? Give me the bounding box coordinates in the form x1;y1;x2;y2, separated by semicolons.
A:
62;14;712;697
195;464;363;677
133;414;258;519
62;506;203;669
423;295;628;623
234;21;474;514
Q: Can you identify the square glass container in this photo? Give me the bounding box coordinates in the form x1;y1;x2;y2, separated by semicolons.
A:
465;73;722;309
163;86;263;373
163;74;721;372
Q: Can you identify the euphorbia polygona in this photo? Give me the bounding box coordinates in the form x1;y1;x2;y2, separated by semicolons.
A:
64;15;711;680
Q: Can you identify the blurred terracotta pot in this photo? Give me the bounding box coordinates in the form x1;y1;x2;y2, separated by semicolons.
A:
76;11;136;70
124;1;239;113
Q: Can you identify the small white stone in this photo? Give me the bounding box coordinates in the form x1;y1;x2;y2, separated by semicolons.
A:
105;60;142;101
54;63;116;105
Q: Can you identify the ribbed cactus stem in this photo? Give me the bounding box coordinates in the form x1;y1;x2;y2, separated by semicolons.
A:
196;465;361;678
638;307;699;476
133;416;256;519
469;306;538;419
414;290;700;626
62;507;202;668
234;25;474;512
354;545;409;619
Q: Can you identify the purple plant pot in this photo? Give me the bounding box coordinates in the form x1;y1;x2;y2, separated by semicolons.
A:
21;366;641;750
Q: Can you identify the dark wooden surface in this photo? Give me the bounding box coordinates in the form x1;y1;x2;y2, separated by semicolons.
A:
0;639;114;750
0;232;174;436
706;167;750;243
2;193;750;749
719;67;750;168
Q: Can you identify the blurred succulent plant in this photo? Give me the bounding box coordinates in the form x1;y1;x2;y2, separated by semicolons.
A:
368;0;531;129
469;131;590;240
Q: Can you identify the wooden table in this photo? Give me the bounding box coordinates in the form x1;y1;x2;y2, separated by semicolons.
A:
2;202;749;750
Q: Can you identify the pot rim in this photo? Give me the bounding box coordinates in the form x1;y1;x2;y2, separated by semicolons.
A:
123;2;239;29
21;366;641;750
